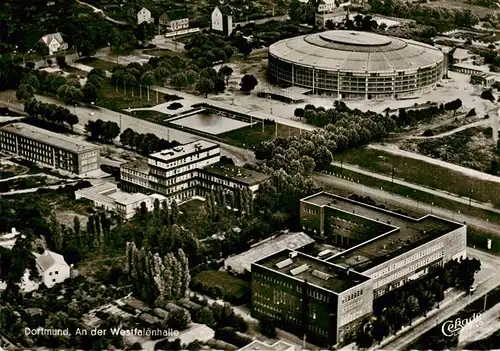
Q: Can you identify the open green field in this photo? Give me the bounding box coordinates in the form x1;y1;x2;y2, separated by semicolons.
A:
97;82;162;111
194;270;249;299
76;57;121;72
219;121;303;149
131;109;170;122
334;147;500;207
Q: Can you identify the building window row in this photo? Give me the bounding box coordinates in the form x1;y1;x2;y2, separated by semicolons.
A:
341;289;363;303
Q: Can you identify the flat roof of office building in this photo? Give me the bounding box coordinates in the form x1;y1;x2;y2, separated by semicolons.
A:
0;123;98;154
254;249;370;293
149;140;219;162
203;162;271;186
302;192;463;272
225;232;314;273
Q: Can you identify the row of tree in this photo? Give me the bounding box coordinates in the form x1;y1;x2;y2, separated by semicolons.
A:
125;242;191;305
120;127;181;155
24;99;79;130
84;119;120;143
356;257;481;348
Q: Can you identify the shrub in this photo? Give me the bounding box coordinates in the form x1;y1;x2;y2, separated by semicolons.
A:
481;89;495;102
466;108;476;117
422;129;434;137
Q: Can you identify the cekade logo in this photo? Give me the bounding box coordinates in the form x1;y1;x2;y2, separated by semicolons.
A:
441;313;484;337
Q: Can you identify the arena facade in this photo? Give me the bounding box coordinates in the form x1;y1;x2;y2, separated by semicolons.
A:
268;30;445;99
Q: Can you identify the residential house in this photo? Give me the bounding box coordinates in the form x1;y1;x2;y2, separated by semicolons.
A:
35;250;71;288
39;32;68;56
137;7;154;25
211;5;233;36
317;0;351;13
159;12;189;32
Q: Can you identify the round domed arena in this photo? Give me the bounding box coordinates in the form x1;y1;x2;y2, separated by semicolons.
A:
268;30;445;99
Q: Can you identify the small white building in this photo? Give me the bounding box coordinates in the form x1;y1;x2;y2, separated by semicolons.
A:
318;0;351;13
159;12;189;32
137;7;154;25
36;250;70;288
211;5;233;36
40;32;68;56
75;182;166;219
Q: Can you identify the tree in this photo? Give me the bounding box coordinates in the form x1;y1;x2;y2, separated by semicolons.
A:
240;74;258;94
123;72;137;97
140;71;156;101
56;56;67;68
82;82;99;103
356;324;374;349
372;317;390;344
314;146;333;171
16;84;34;100
444;98;462;115
219;65;233;85
194;307;216;328
120;128;136;147
167;308;191;330
325;19;335;30
259;319;277;338
78;40;97;58
65;113;79;131
196;77;214;98
405;296;420;323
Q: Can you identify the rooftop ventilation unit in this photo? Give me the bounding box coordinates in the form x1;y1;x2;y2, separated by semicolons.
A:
276;258;293;269
289;251;298;259
318;249;332;258
160;151;175;156
290;264;309;276
311;269;331;280
172;146;183;152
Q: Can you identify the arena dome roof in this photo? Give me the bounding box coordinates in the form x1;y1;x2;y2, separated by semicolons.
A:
269;30;444;73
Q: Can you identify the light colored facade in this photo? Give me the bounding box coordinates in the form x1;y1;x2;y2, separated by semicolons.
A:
40;32;68;56
75;182;166;219
36;251;71;288
0;123;100;175
250;192;467;346
120;141;270;203
268;30;445;99
159;13;189;31
318;0;351;13
137;7;154;25
470;74;496;86
211;6;233;36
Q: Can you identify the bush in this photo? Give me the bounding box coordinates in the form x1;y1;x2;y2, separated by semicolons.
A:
259;319;277;338
466;108;476;117
167;308;191;330
167;102;183;110
422;129;434;137
481;89;495;102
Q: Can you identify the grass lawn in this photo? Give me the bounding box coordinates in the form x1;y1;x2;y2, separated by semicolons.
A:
195;270;249;299
335;147;500;207
97;82;163;111
219;121;303;149
76;57;121;72
143;49;178;57
131;109;170;123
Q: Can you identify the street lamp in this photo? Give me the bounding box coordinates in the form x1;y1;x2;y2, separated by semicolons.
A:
469;188;474;210
431;202;434;214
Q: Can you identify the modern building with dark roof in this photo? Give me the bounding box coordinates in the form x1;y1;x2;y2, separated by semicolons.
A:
0;123;100;175
250;192;467;346
268;30;445;99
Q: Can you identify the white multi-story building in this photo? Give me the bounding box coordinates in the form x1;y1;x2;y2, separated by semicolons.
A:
120;140;270;203
36;250;71;288
40;32;68;56
211;6;233;36
137;7;154;25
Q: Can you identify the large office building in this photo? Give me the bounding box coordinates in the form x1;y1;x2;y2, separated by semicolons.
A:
0;123;100;175
268;30;444;99
251;192;466;346
120;140;270;203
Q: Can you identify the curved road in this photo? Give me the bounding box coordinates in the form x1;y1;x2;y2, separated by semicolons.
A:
76;0;129;25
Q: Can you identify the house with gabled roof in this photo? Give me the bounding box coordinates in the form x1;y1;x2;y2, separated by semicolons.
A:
159;11;189;32
211;5;234;36
35;250;70;288
137;7;154;25
40;32;68;56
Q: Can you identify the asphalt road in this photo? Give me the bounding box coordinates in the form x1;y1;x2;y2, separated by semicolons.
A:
374;248;500;350
329;161;500;215
34;95;256;166
313;172;500;235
